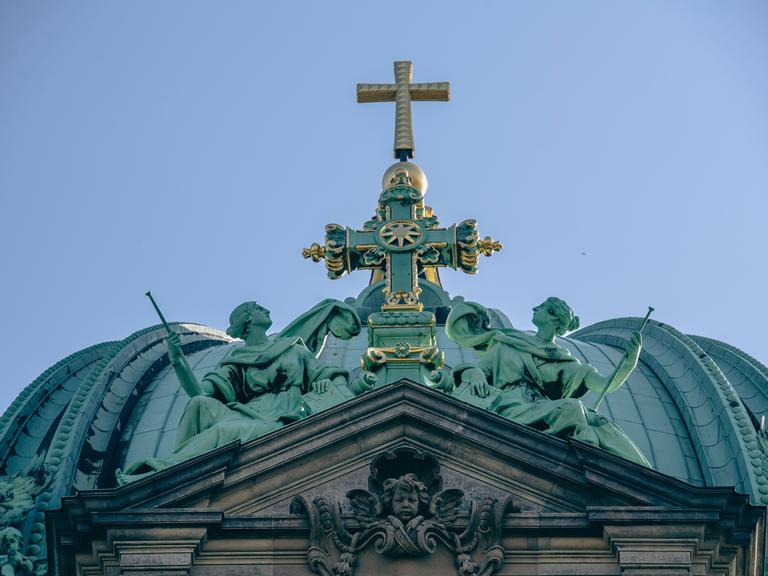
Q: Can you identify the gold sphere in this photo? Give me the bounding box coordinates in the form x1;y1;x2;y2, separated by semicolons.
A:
382;161;428;196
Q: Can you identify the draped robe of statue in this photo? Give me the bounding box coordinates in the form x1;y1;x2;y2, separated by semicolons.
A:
117;299;360;484
446;301;649;466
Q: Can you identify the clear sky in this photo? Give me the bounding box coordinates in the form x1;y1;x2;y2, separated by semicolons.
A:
1;1;766;413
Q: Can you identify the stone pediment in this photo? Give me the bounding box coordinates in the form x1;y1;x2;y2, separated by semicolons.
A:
48;381;764;576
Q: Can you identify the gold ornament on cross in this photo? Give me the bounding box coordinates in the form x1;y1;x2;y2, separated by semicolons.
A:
379;221;423;248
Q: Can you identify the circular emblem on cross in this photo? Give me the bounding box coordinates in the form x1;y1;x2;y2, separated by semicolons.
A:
377;220;424;251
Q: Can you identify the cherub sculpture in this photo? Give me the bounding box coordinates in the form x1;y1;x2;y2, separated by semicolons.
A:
0;528;33;576
294;449;508;576
347;473;464;556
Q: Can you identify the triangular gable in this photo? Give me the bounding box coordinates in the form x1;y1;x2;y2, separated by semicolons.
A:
48;381;764;576
63;380;753;513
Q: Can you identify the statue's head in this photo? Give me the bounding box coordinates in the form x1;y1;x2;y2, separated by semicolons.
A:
382;473;428;522
226;302;272;338
533;297;580;336
0;527;22;554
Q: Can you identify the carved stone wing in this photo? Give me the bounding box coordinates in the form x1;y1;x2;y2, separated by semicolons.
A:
347;488;381;525
429;488;464;525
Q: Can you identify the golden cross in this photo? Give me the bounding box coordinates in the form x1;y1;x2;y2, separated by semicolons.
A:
357;61;450;160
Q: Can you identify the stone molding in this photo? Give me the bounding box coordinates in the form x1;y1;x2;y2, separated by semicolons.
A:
46;381;764;576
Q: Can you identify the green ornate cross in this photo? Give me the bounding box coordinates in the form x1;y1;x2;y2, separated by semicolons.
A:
357;61;450;161
302;167;501;311
302;61;502;386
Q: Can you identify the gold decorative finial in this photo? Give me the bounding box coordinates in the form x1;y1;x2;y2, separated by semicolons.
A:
302;242;326;262
477;236;503;257
357;61;450;160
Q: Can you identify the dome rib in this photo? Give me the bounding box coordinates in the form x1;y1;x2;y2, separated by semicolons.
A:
16;323;232;561
71;324;232;491
692;335;768;420
561;333;699;483
0;341;118;475
574;318;768;504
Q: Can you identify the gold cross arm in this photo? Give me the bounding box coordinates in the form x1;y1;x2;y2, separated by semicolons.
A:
357;61;450;159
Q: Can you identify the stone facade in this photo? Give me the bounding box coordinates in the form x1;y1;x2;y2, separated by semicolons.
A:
47;381;764;576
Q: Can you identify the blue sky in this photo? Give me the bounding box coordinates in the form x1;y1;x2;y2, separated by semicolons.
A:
1;1;766;412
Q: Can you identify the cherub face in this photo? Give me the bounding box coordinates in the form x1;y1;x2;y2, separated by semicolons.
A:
391;487;419;522
2;533;20;553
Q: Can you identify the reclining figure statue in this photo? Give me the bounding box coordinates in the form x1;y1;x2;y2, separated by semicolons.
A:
117;298;360;484
446;297;649;466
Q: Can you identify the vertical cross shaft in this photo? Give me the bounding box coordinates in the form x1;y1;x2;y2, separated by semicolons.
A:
357;61;450;160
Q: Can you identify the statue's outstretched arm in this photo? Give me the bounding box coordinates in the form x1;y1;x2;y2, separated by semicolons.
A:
167;332;212;398
279;299;361;356
146;291;214;398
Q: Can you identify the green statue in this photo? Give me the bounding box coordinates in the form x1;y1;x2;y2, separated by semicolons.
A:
446;298;649;466
117;299;361;484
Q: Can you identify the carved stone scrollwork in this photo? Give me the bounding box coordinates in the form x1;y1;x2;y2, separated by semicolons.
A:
384;290;420;307
0;459;51;575
293;448;511;576
0;475;39;528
